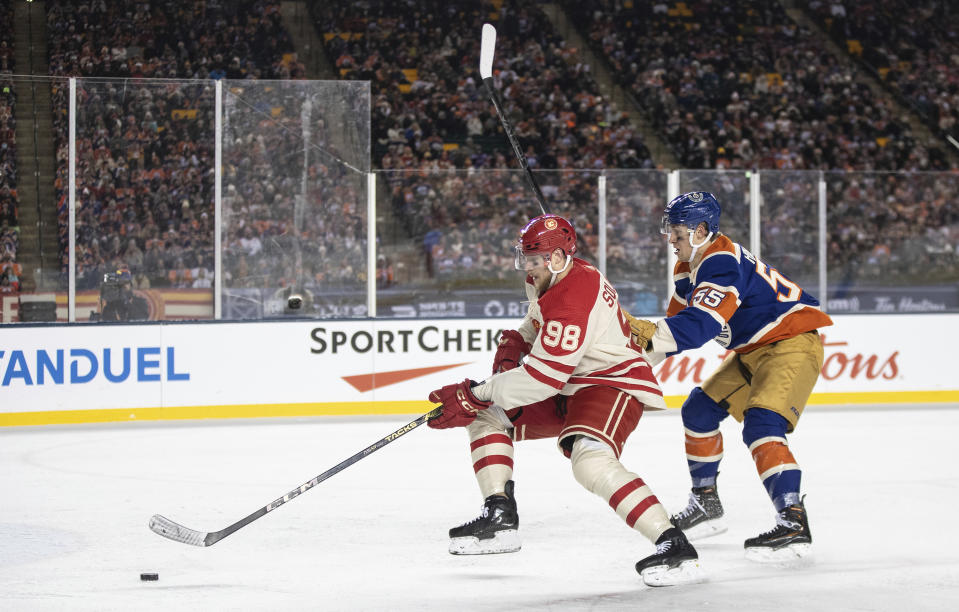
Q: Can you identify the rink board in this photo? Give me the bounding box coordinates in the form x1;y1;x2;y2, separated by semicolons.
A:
1;314;955;425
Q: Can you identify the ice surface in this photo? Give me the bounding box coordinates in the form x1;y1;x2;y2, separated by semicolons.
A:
2;406;957;611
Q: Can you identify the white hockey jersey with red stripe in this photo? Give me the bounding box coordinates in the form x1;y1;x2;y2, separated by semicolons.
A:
472;258;666;410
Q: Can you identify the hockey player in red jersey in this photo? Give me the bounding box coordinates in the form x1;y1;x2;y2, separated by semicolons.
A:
427;214;704;587
625;191;833;563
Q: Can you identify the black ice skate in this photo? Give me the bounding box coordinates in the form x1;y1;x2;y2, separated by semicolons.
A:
448;480;520;555
635;527;705;587
744;497;812;563
670;482;726;541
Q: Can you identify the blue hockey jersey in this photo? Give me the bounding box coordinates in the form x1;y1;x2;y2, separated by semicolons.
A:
656;235;832;355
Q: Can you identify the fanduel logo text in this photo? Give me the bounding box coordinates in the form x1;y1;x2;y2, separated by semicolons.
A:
0;347;190;386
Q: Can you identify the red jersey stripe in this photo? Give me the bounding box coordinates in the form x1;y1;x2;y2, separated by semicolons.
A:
470;433;513;452
567;377;665;396
625;494;661;528
472;455;514;473
588;357;650;377
608;477;645;510
524;363;566;390
527;354;576;374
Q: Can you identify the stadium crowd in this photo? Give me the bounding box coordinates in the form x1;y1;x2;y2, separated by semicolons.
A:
804;1;959;145
568;0;953;172
21;0;959;309
1;0;22;292
565;0;958;285
314;0;662;282
44;0;302;292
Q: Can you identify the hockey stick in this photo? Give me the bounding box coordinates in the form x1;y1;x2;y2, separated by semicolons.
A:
480;22;550;215
149;407;442;547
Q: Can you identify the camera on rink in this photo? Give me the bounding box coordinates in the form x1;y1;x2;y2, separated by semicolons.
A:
90;268;149;322
269;285;314;316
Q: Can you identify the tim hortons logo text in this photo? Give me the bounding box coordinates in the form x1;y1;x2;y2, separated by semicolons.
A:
817;335;898;381
654;333;899;384
310;327;502;354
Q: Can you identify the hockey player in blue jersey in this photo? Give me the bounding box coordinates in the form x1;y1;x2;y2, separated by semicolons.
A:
624;191;833;563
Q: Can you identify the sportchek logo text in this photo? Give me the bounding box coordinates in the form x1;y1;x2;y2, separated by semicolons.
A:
310;326;503;354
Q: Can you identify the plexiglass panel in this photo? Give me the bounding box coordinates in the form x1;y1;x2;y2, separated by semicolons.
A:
825;171;959;313
374;169;598;318
73;78;216;321
759;171;821;292
6;74;959;326
220;80;370;319
603;170;669;315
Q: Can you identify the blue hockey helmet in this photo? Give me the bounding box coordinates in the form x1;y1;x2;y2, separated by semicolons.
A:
661;191;721;235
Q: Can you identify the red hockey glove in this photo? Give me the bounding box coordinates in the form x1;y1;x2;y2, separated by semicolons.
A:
427;379;492;429
492;329;531;374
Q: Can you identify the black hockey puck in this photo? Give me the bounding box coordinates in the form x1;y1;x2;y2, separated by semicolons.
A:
140;573;159;581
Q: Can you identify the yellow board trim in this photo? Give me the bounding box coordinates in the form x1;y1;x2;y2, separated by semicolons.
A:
662;390;959;409
3;391;958;426
0;402;430;427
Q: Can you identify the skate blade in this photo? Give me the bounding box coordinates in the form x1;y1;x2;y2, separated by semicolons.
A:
682;518;727;542
449;530;521;555
745;542;812;566
641;559;706;587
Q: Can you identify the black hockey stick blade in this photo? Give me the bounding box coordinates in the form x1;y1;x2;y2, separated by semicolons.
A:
149;407;443;547
479;23;550;215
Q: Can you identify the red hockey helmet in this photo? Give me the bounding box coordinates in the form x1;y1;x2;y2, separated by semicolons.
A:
515;214;577;270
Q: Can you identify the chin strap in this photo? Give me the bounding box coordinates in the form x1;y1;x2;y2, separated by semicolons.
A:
546;255;572;289
687;231;714;263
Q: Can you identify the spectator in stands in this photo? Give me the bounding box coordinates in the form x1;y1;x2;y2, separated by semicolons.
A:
1;252;20;291
573;0;951;172
45;0;297;298
805;0;959;149
0;64;19;272
0;270;16;293
0;219;17;258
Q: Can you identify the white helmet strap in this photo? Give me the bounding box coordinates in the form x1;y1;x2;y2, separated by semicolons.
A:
686;228;714;263
547;254;572;289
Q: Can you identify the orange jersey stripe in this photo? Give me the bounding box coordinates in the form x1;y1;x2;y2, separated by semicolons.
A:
712;291;739;321
685;431;723;460
667;294;686;317
736;309;832;353
750;440;796;475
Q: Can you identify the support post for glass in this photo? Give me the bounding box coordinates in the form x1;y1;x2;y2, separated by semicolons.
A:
818;172;828;310
68;77;76;322
598;174;607;277
666;171;680;307
214;79;223;320
367;172;377;318
749;171;761;259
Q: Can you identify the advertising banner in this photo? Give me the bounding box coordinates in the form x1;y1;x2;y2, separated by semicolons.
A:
1;315;955;425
